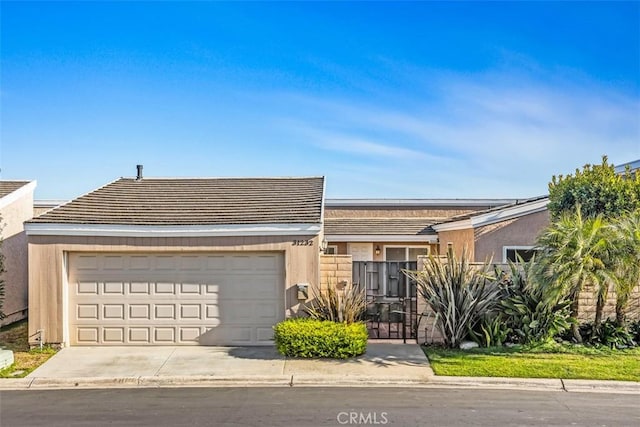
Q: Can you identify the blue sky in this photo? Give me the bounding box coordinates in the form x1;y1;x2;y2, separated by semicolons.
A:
1;1;639;200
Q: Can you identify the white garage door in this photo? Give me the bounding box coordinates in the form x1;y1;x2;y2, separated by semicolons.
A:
67;252;284;346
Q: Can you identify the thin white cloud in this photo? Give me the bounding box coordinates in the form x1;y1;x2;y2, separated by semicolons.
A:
265;67;639;197
279;123;438;161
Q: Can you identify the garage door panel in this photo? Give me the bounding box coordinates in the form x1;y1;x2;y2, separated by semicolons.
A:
256;327;276;342
103;327;124;343
76;255;98;270
180;283;201;295
104;256;125;270
130;282;150;294
69;252;284;346
130;256;151;270
129;327;150;343
77;328;99;344
129;304;151;319
103;282;125;294
77;282;99;295
103;304;125;320
77;304;99;320
155;256;177;270
154;282;175;294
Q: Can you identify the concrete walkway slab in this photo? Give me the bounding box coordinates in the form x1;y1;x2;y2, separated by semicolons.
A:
25;343;432;383
284;343;433;382
27;346;177;378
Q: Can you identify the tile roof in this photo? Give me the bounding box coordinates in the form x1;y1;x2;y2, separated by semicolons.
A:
29;177;324;225
324;217;436;236
0;181;31;199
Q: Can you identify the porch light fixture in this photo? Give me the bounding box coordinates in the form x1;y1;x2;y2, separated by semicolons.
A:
375;245;381;256
320;238;328;253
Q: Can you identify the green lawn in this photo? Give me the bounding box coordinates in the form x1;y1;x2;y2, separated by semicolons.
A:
0;320;56;378
424;343;640;382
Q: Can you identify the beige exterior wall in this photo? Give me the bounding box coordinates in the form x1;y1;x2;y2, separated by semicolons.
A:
319;254;352;290
1;188;34;326
474;210;549;263
578;284;640;322
437;229;475;260
28;234;320;346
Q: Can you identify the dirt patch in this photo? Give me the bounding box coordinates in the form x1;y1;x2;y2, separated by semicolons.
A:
0;320;56;378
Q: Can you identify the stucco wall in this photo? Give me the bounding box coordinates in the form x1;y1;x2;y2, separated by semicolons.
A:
28;234;320;346
474;210;550;263
1;189;34;326
437;229;475;260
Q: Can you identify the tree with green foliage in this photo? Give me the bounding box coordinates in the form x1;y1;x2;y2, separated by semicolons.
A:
535;208;616;343
548;156;640;220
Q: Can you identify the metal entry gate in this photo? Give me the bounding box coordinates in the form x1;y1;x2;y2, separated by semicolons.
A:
352;261;418;342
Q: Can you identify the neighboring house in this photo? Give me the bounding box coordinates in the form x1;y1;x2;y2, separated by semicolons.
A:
324;198;524;262
432;196;550;263
0;180;36;327
25;174;324;347
33;200;67;217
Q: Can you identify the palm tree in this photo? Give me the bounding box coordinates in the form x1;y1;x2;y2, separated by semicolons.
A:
612;210;640;325
535;207;615;343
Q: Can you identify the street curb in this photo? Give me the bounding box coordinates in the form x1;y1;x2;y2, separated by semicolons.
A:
562;379;640;394
1;375;638;393
427;376;564;391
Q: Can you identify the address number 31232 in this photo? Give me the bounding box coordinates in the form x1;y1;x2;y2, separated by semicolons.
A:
292;240;313;246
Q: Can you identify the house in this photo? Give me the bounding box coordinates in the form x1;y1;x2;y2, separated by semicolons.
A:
324;198;519;262
24;173;324;347
0;180;37;327
432;196;550;263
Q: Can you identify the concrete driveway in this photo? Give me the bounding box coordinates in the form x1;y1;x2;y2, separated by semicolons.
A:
27;342;434;385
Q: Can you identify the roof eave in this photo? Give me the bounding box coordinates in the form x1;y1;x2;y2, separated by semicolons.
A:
325;234;438;243
25;222;322;237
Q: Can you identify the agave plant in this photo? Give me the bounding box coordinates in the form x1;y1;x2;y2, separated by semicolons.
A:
404;249;502;348
305;283;366;324
497;257;572;344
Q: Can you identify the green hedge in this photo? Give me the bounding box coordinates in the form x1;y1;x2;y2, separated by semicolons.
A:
273;318;368;359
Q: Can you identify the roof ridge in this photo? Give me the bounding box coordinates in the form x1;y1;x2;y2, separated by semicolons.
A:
119;176;325;180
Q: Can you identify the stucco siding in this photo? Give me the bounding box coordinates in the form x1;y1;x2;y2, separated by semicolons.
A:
437;229;475;260
1;190;34;326
28;234;319;346
474;210;549;262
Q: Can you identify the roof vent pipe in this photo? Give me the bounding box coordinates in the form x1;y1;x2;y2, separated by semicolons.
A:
136;165;143;180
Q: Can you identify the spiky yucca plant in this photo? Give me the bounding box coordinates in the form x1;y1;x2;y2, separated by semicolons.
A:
305;283;366;324
404;249;501;348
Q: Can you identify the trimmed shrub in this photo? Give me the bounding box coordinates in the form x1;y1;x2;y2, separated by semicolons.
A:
273;318;368;359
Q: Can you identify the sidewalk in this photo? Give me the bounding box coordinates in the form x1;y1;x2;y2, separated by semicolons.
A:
1;343;638;394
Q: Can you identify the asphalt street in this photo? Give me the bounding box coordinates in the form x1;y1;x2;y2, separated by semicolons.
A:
1;387;638;427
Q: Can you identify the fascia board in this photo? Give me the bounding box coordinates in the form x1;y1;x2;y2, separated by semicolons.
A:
25;222;322;237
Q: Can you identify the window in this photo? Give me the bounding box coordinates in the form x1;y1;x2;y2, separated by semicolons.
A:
325;245;338;255
384;246;430;261
503;246;538;263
